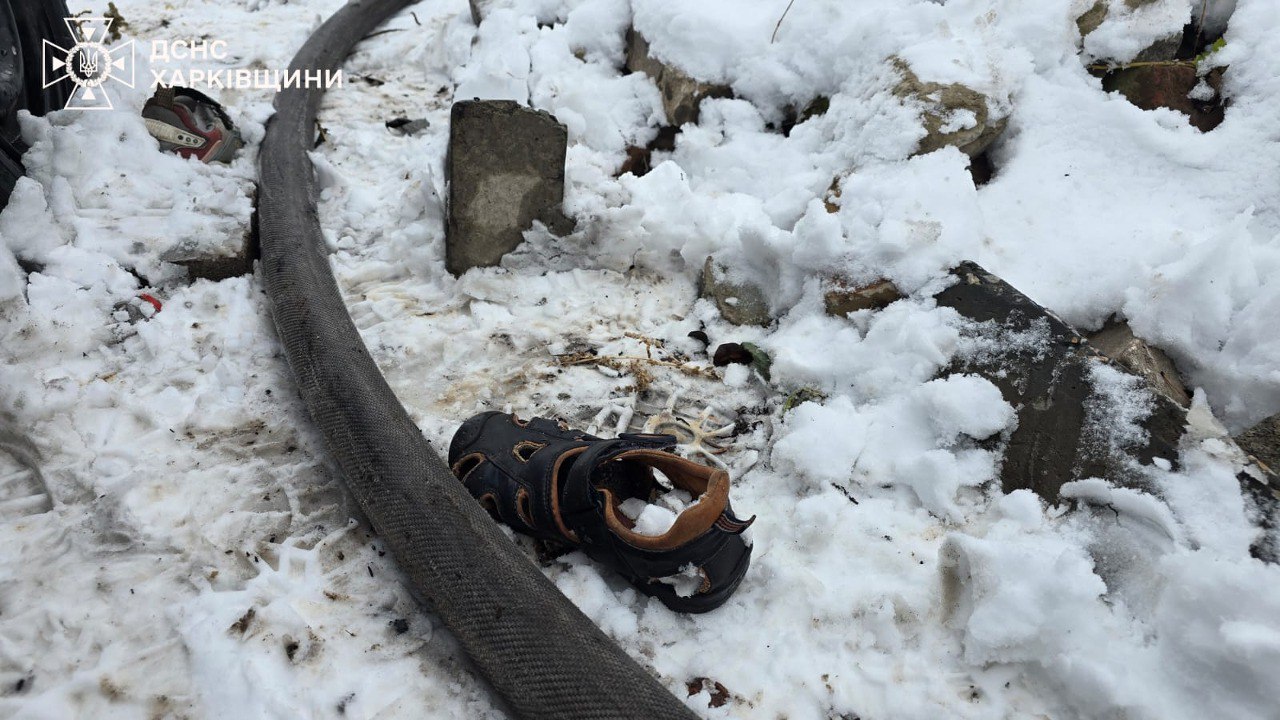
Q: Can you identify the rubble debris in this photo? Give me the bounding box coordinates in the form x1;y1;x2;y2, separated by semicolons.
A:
626;28;732;127
445;100;571;275
699;257;771;327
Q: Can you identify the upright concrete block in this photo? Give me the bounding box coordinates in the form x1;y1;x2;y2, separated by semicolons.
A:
445;100;568;275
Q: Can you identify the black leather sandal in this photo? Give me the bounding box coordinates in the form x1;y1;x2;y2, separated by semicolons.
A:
448;411;754;613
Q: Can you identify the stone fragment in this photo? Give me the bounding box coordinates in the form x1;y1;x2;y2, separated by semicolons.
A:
1102;64;1224;132
162;214;258;282
1080;0;1183;63
626;28;732;127
148;184;257;283
823;278;903;317
445;100;570;275
1242;468;1280;563
699;258;771;327
617;126;678;178
1077;0;1109;37
385;117;429;135
823;176;842;214
1087;320;1191;407
1131;35;1183;63
937;263;1277;560
891;59;1007;158
712;343;752;367
936;263;1185;499
710;342;772;381
1236;416;1280;474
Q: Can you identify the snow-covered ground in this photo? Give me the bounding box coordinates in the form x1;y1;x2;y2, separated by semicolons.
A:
2;0;1279;718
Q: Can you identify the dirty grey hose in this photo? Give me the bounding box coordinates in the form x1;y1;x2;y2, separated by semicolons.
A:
256;1;698;718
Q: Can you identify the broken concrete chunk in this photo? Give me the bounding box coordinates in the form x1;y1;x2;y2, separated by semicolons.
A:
699;257;771;327
445;100;569;275
823;278;903;317
1102;64;1224;132
1077;0;1109;37
1125;0;1183;62
163;242;256;282
936;262;1184;499
161;209;258;283
891;58;1007;158
626;28;732;127
160;188;259;283
1236;416;1280;474
1077;0;1168;41
936;262;1277;560
1088;320;1191;407
1131;35;1183;63
1081;0;1185;63
386;117;429;135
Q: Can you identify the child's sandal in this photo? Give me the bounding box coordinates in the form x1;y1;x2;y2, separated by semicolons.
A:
448;411;753;613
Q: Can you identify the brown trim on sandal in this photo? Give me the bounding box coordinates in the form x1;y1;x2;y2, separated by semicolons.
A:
478;492;500;521
451;452;486;481
598;450;731;551
512;440;545;462
549;446;587;543
516;487;535;527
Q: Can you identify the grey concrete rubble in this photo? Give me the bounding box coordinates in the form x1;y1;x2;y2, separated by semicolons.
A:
1236;415;1280;474
162;209;258;283
934;262;1175;500
1076;0;1109;37
445;100;571;276
1078;0;1184;63
1087;320;1192;407
626;28;732;127
891;58;1007;158
934;262;1276;560
699;257;771;327
823;278;903;317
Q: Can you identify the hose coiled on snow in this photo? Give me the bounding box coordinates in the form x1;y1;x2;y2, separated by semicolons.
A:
255;1;697;718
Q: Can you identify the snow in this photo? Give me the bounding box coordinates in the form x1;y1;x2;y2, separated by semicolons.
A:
1083;361;1157;457
619;488;690;537
2;0;1279;718
774;373;1014;521
1082;0;1192;63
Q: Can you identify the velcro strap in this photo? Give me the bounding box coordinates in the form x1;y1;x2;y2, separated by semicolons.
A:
559;434;676;529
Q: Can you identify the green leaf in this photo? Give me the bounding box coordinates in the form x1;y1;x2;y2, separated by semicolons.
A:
741;342;772;381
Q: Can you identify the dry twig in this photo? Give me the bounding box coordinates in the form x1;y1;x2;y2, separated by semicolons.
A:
771;0;798;44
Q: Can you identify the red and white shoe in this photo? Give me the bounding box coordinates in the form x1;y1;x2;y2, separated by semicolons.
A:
142;86;243;164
